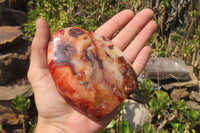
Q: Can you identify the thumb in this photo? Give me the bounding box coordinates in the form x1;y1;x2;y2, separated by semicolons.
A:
28;18;51;81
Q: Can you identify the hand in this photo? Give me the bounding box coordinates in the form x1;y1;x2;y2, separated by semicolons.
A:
28;9;157;133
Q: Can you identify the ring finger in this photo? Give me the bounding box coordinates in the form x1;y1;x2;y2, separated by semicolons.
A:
111;9;154;51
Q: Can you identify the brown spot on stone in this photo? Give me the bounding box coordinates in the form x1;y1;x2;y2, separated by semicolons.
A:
69;28;84;37
108;45;114;49
54;41;76;63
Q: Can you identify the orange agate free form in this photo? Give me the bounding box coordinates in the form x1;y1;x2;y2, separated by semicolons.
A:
47;27;137;120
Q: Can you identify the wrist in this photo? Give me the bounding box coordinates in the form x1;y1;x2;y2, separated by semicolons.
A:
34;114;102;133
34;116;69;133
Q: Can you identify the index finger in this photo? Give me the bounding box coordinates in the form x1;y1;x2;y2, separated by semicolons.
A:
95;10;134;39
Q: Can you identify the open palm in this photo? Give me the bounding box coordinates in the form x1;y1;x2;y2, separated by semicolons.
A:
28;9;157;133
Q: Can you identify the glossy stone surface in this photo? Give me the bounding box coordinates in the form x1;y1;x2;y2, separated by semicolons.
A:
47;27;137;120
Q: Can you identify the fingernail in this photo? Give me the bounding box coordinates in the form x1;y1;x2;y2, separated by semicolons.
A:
36;19;40;29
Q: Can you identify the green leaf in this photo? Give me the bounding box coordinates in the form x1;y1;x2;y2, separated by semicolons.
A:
171;100;187;110
157;129;169;133
170;121;186;132
142;122;155;133
119;101;126;111
162;0;169;7
135;0;141;10
12;95;31;113
188;109;199;121
149;98;161;112
155;91;170;108
117;120;132;133
28;118;37;133
133;78;154;102
189;10;197;18
106;119;116;129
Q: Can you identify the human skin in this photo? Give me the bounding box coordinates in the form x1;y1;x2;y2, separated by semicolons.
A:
28;9;157;133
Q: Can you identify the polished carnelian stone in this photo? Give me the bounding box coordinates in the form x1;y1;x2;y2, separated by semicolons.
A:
47;27;137;120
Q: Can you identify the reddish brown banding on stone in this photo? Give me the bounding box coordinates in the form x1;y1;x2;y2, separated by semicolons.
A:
49;60;77;76
58;29;65;35
93;54;103;69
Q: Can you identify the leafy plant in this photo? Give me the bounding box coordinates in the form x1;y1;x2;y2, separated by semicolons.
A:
131;0;142;13
142;122;168;133
101;119;134;133
23;0;132;41
149;91;170;113
133;78;155;103
189;10;197;18
142;122;155;133
100;101;136;133
12;95;31;133
127;78;199;132
148;33;169;57
146;90;200;132
187;109;200;128
116;120;132;133
28;118;37;133
161;0;169;8
12;95;31;113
